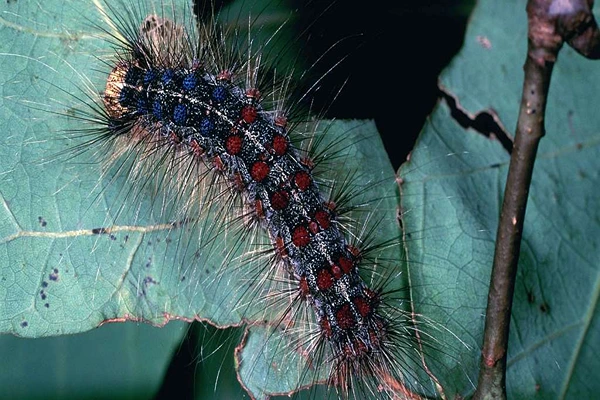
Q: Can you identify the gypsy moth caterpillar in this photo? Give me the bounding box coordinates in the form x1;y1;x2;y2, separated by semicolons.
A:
0;0;474;399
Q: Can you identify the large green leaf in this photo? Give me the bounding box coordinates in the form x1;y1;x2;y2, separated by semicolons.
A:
4;0;598;399
0;1;403;398
0;0;311;336
400;0;600;398
0;321;187;399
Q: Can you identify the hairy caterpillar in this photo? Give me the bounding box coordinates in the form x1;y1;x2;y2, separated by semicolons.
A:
0;0;475;399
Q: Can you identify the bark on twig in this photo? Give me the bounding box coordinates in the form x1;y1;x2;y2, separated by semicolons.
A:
472;1;600;399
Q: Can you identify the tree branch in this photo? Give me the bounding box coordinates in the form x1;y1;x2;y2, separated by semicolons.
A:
472;1;600;399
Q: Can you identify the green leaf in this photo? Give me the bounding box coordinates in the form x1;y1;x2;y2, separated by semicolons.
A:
0;321;187;399
0;1;402;398
0;0;303;336
400;0;600;398
7;0;598;399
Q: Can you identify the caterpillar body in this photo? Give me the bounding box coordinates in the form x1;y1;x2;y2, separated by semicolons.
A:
99;2;427;398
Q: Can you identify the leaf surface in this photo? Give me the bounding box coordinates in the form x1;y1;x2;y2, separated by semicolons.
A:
400;0;600;398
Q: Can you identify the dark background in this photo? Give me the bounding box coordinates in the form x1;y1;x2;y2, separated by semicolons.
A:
288;0;476;169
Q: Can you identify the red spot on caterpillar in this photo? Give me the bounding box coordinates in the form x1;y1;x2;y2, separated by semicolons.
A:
225;135;242;155
217;69;232;81
336;304;355;330
294;171;311;191
299;276;309;299
292;225;310;247
272;134;288;156
246;87;260;100
241;105;257;123
250;161;269;181
338;257;354;274
270;190;289;210
316;268;334;290
353;296;371;318
315;210;330;229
